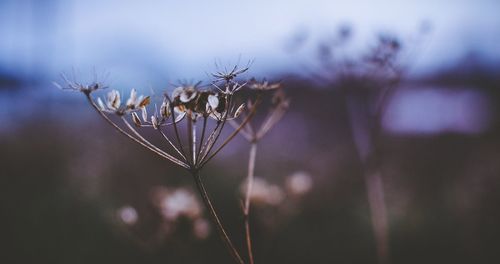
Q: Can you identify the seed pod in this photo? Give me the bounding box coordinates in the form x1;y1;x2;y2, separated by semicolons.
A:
234;104;245;118
160;101;171;118
139;96;151;108
107;90;121;110
126;89;138;109
141;107;148;122
207;94;219;110
151;115;159;129
96;97;106;111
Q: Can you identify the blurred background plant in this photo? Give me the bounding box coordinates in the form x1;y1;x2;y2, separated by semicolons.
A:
2;0;500;264
294;25;424;264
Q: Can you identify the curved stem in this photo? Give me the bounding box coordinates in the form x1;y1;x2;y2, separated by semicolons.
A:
120;116;186;167
243;142;257;264
198;121;222;162
192;171;245;264
158;129;187;162
85;95;189;169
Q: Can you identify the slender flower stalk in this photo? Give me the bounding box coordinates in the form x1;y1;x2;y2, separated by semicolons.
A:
193;170;245;264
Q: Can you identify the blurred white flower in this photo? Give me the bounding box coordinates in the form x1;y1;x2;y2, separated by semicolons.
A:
286;171;313;196
242;177;285;206
117;206;138;225
160;189;202;221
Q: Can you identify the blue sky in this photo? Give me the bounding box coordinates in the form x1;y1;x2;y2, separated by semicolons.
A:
1;0;499;83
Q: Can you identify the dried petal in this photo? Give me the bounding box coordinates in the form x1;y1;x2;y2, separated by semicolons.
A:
172;87;184;99
141;107;148;122
139;96;151;108
207;94;219;110
175;112;186;123
131;112;142;127
96;97;106;111
234;104;245;118
126;89;137;108
174;105;186;114
151;115;159;129
180;88;197;103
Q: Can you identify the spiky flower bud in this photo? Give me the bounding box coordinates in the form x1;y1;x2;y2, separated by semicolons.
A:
139;96;150;108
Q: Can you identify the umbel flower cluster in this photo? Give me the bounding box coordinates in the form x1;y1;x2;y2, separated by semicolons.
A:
57;66;288;264
56;66;262;171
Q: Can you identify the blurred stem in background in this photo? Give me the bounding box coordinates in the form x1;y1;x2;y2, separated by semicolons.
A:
243;142;257;264
232;82;289;264
347;95;391;264
301;27;415;263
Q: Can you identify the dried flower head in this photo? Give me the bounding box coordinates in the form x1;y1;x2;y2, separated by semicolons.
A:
60;66;263;172
53;73;107;95
60;65;270;264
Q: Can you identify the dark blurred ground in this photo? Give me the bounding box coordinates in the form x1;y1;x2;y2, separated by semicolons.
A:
1;62;500;263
